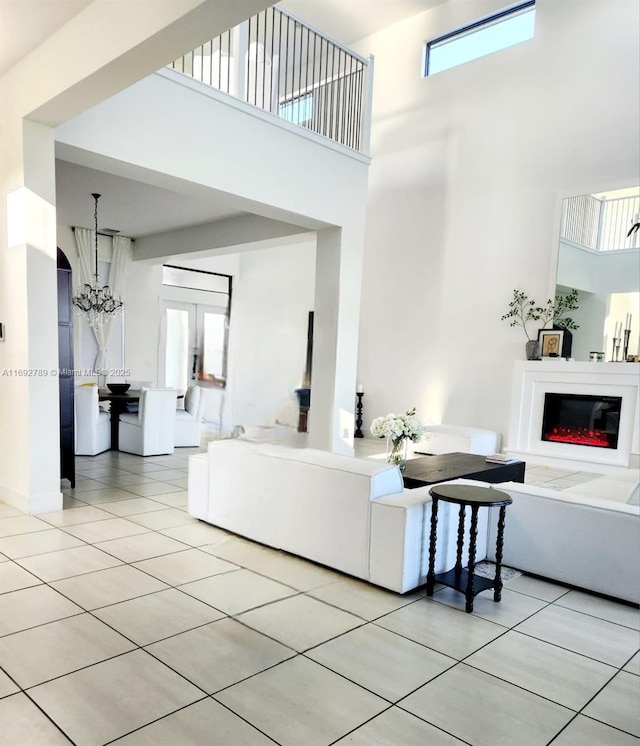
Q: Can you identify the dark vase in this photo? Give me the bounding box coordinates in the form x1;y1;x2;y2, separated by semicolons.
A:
526;340;540;360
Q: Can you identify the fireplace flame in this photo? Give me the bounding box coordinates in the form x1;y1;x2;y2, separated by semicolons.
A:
545;427;612;448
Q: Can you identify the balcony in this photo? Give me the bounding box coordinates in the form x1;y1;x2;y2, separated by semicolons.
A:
168;4;373;154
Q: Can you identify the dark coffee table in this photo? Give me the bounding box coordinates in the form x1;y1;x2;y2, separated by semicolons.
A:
401;452;525;489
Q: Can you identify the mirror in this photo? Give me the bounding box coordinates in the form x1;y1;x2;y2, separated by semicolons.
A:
555;185;640;361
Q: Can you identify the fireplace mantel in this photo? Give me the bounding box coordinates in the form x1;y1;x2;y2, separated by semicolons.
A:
506;361;640;471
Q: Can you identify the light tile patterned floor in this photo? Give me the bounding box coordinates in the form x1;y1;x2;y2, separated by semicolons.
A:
0;445;638;745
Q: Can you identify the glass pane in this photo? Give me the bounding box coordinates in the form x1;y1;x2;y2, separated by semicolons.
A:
428;7;535;75
162;265;230;293
280;93;313;124
165;309;189;391
201;312;226;382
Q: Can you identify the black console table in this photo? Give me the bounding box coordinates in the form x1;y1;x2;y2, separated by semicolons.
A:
427;483;512;613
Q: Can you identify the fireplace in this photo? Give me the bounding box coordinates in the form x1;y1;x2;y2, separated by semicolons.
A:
541;393;621;449
507;361;640;469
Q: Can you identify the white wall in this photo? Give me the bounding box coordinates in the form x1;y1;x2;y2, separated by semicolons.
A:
67;237;316;433
220;240;317;428
350;0;639;439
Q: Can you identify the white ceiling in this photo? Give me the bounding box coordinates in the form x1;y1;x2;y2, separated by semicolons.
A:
0;0;92;75
55;160;245;238
9;0;445;240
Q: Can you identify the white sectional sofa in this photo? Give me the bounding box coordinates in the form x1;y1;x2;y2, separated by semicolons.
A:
487;471;640;604
188;440;489;594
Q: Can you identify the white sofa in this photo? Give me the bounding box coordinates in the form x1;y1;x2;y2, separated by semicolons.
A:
188;440;489;594
415;424;501;457
486;471;640;604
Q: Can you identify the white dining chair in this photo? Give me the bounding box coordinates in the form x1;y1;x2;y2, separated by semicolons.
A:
74;385;111;455
125;380;153;413
118;388;178;455
175;384;206;447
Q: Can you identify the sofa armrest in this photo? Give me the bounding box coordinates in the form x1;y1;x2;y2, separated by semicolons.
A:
374;485;433;509
370;479;491;594
187;452;209;520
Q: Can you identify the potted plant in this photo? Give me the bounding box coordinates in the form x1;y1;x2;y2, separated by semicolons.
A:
501;289;580;359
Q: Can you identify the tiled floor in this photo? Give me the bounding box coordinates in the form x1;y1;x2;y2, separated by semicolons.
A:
0;445;638;745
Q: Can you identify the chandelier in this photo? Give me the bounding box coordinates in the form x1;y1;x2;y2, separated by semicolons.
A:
72;193;123;327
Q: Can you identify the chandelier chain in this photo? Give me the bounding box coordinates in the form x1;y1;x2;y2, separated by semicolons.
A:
72;192;123;327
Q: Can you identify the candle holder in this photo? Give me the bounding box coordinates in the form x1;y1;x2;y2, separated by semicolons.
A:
623;329;631;361
354;392;364;438
611;337;621;362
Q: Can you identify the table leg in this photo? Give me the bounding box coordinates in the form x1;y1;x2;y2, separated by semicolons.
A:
455;504;466;577
465;505;479;613
494;505;507;602
108;400;127;451
426;497;439;596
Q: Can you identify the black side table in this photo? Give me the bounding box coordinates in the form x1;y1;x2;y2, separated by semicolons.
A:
427;483;512;613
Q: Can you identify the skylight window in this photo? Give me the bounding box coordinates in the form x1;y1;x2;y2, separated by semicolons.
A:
425;1;535;76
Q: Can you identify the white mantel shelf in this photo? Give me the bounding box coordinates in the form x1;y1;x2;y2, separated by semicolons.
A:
507;361;640;472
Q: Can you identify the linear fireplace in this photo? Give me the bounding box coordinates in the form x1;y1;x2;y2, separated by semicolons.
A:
541;393;621;450
507;361;640;469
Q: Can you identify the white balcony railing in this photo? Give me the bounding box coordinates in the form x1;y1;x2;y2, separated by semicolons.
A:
561;194;640;252
168;5;373;154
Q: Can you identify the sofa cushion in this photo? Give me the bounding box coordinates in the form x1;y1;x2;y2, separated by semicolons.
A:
565;472;640;504
496;480;639;515
184;385;200;415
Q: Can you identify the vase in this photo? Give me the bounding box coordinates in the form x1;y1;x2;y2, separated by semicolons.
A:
386;436;408;469
525;340;540;361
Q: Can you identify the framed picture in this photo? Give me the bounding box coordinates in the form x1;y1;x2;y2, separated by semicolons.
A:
538;328;564;358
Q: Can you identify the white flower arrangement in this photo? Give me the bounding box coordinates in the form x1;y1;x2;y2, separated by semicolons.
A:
370;407;425;443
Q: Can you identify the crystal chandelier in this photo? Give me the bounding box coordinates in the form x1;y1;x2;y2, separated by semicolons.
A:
72;193;123;327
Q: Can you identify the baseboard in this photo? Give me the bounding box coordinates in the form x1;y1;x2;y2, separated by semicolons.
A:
0;483;63;515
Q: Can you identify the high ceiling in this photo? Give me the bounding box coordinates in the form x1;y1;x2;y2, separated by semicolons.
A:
1;0;445;75
280;0;444;46
0;0;92;75
5;0;445;241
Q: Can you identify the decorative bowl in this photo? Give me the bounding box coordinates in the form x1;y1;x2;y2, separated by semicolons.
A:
106;383;130;394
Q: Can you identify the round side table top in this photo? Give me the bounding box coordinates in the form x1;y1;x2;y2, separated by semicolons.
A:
429;483;512;507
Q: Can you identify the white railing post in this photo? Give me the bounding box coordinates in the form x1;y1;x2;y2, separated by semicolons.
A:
231;21;249;101
596;196;607;252
359;55;375;156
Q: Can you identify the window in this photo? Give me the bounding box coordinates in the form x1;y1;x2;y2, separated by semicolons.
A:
279;93;313;124
425;1;535;76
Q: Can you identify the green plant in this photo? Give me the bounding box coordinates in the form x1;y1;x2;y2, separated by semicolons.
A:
551;288;580;330
501;289;580;340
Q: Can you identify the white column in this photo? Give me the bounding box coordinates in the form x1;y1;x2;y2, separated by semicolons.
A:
0;119;61;513
308;224;365;455
231;21;250;101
